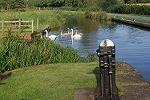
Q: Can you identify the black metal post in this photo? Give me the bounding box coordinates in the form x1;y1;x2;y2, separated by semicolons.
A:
96;39;119;100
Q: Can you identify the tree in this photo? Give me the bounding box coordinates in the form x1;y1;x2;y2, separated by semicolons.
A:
10;0;25;9
100;0;117;9
0;0;11;10
35;0;49;7
49;0;65;7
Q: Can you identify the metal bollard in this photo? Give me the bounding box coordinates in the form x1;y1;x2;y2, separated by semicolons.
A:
96;39;119;100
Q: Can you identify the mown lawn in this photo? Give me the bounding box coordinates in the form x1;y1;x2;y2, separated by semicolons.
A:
0;63;97;100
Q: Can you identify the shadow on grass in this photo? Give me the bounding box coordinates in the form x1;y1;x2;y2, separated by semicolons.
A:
93;67;101;89
0;72;12;85
88;67;120;100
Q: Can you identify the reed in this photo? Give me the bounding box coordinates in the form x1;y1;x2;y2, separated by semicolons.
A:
0;32;82;72
84;11;111;21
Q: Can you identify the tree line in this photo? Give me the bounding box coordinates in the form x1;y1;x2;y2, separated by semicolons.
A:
124;0;150;3
0;0;103;9
0;0;149;10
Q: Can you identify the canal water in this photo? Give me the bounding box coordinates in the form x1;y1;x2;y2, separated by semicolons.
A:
54;16;150;82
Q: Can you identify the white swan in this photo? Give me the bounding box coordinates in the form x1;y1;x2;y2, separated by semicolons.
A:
45;29;59;41
48;35;59;41
71;28;82;38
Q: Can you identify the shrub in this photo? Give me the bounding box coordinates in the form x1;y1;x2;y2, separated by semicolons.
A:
84;11;111;20
86;53;97;62
107;4;150;15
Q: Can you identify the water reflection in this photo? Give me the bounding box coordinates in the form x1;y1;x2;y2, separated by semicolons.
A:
56;16;150;82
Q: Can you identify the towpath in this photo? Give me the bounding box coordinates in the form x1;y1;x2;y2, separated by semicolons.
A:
108;13;150;24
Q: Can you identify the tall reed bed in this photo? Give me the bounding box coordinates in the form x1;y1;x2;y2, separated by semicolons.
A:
84;11;111;21
0;32;82;72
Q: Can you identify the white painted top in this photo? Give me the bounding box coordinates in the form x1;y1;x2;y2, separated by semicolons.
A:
100;39;115;47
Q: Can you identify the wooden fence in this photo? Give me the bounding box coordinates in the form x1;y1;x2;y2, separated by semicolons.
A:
0;20;34;33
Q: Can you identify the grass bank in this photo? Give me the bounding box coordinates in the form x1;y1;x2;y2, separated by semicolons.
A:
0;10;75;31
0;32;83;72
0;62;124;100
108;13;150;24
0;10;110;33
107;4;150;15
1;60;150;100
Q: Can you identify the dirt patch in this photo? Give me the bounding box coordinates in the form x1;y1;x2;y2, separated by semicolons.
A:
0;72;12;81
19;33;32;39
19;32;41;39
74;88;96;100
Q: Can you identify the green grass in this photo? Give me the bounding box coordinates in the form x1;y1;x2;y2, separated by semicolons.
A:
0;32;83;72
107;4;150;15
109;13;150;24
0;62;124;100
0;10;78;32
0;10;110;33
0;63;97;100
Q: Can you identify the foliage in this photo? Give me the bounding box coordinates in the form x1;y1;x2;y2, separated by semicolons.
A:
107;4;150;15
0;0;25;10
0;10;73;31
0;32;82;72
0;10;110;31
0;0;149;10
124;0;150;3
84;11;111;21
49;0;65;7
34;0;72;8
10;0;25;9
86;53;97;62
0;0;10;10
100;0;118;9
117;0;125;4
0;0;103;10
35;0;49;8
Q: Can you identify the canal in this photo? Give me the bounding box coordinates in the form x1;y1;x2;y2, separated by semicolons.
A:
54;16;150;82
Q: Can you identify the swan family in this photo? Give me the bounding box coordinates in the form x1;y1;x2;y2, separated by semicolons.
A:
61;28;83;38
70;28;82;38
61;28;71;36
42;27;83;41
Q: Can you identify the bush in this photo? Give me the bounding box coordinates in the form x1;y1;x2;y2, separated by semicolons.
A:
0;32;82;72
10;0;25;9
107;4;150;15
86;53;97;62
84;11;111;20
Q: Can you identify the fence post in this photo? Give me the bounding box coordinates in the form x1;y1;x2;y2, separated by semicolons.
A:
96;39;119;100
37;17;39;30
19;19;21;31
32;20;34;33
2;20;4;33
